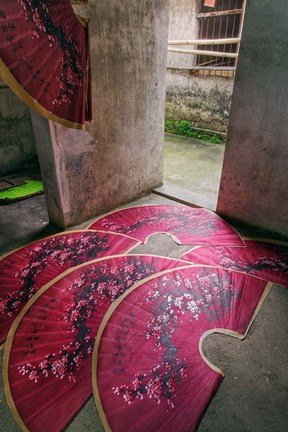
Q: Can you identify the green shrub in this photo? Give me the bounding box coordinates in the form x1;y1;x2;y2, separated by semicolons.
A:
164;118;225;144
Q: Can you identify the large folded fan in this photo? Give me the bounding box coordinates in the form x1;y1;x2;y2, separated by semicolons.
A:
88;205;244;246
182;239;288;287
94;266;270;432
3;255;187;432
0;230;138;345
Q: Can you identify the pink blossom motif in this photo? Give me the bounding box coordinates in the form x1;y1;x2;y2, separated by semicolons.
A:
112;360;185;410
95;266;269;432
4;255;186;432
88;204;244;246
182;239;288;288
0;230;138;345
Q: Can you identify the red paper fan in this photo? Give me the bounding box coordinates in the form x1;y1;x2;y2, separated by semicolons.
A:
88;205;244;246
0;230;138;346
3;254;188;432
0;0;91;129
94;266;270;432
182;239;288;288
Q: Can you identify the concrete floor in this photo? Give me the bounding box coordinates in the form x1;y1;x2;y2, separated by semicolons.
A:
154;134;225;211
0;137;288;431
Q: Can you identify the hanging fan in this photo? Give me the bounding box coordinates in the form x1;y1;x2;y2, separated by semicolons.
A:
182;239;288;288
88;205;244;246
93;266;270;432
0;0;91;129
3;254;188;432
0;230;138;346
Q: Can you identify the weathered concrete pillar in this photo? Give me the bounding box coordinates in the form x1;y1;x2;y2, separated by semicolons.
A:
31;112;95;227
31;0;169;228
167;0;200;68
217;0;288;238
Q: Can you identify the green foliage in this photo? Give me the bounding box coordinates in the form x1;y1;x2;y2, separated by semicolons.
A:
164;118;225;144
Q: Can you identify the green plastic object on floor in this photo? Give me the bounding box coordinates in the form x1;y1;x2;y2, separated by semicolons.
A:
0;180;44;204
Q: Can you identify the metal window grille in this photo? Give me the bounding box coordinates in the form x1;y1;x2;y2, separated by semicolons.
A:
197;0;245;77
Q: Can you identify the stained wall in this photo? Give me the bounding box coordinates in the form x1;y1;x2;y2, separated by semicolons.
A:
217;0;288;238
165;71;233;132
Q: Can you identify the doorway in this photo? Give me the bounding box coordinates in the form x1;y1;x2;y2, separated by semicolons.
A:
155;0;246;210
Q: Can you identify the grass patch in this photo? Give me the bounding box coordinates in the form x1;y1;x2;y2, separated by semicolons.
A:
165;118;225;144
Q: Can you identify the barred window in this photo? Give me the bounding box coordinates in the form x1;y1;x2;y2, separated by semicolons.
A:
197;0;245;72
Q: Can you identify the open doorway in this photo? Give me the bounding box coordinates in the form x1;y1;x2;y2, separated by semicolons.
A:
154;0;246;210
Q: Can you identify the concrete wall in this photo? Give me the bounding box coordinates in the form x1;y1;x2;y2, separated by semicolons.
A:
217;0;288;238
168;0;199;68
0;78;38;176
32;0;169;228
166;0;234;132
166;70;233;132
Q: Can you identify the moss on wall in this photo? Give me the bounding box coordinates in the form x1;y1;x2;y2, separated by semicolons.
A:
165;71;234;133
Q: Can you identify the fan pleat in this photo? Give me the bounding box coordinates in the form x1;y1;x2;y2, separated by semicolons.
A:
0;231;137;345
182;239;288;287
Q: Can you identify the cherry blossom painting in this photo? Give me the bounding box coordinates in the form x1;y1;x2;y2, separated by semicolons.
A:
0;0;91;128
0;230;138;345
94;266;270;432
88;205;244;246
3;255;187;432
182;240;288;288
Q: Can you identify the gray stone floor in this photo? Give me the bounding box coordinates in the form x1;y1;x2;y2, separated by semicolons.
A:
154;134;225;211
0;138;288;431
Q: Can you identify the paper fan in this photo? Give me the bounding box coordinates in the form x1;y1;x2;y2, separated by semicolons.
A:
3;254;188;432
94;266;270;432
0;0;91;129
0;230;138;346
182;239;288;288
88;205;244;246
